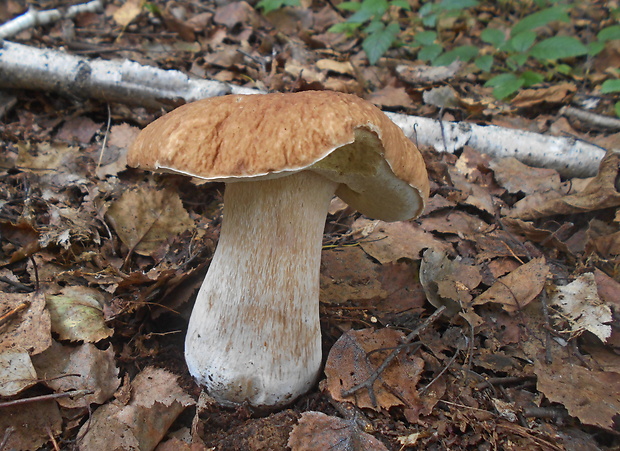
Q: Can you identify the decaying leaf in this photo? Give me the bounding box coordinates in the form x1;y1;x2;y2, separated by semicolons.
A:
325;328;424;411
77;367;194;451
106;185;194;257
549;272;612;341
473;257;549;313
46;286;113;342
353;217;449;264
0;400;62;451
32;340;120;408
420;248;481;316
535;359;620;431
288;411;388;451
0;291;51;355
0;349;37;396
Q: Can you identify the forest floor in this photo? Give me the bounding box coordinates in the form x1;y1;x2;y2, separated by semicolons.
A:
0;0;619;450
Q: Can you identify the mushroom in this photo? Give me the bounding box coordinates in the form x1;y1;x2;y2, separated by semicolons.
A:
128;90;430;407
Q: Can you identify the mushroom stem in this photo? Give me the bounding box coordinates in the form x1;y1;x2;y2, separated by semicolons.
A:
185;171;338;407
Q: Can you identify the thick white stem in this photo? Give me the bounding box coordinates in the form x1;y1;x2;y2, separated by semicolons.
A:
185;171;338;407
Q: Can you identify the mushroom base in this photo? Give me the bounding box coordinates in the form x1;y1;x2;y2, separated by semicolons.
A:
185;171;338;407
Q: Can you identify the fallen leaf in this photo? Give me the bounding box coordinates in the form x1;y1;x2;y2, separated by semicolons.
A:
0;400;62;450
113;0;142;27
510;83;577;108
32;340;120;408
78;367;194;451
535;358;620;431
288;411;388;451
106;185;194;257
0;291;51;355
473;257;548;313
549;272;612;341
0;350;37;396
490;157;562;195
325;328;424;411
46;286;113;342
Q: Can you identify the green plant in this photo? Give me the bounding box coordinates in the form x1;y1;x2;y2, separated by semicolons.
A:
328;0;411;64
256;0;300;15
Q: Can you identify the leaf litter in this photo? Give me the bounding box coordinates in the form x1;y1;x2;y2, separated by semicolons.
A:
0;0;619;449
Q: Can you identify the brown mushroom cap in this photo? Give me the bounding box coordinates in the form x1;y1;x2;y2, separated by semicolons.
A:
128;90;429;221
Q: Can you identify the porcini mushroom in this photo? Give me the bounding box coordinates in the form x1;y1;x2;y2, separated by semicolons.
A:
128;91;429;407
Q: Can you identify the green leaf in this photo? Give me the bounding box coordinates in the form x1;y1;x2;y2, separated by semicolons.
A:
391;0;412;10
419;43;443;61
555;63;573;75
529;36;588;60
480;28;506;48
511;6;570;37
475;54;494;72
348;0;388;23
614;101;620;118
601;79;620;94
433;45;478;66
508;31;537;53
414;30;438;46
256;0;299;13
363;22;400;64
587;41;605;57
507;52;528;68
328;22;361;34
439;0;478;11
520;70;544;87
485;73;524;99
338;1;363;11
598;25;620;42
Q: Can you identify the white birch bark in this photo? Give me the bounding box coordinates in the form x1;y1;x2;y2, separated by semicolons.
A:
0;40;611;177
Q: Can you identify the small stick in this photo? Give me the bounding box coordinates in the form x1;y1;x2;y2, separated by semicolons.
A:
0;300;30;328
341;306;445;400
0;389;93;409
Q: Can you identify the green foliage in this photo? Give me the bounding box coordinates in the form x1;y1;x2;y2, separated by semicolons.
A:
255;0;300;14
327;0;411;64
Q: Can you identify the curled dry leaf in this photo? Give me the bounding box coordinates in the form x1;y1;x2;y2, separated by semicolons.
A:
325;328;424;411
77;367;194;451
46;286;113;342
549;272;612;341
472;257;549;313
0;291;51;355
490;157;562;195
288;411;388;451
106;185;194;257
32;340;120;408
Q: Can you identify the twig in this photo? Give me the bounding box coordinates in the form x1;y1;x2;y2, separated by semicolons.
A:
540;287;553;364
0;426;14;450
419;347;458;395
0;275;33;292
0;300;30;328
560;105;620;131
341;306;445;400
0;0;103;40
0;389;93;408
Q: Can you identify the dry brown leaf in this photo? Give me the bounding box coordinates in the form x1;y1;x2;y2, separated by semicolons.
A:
366;86;414;109
106;185;194;257
288;411;388;451
316;59;355;76
419;210;489;239
420;248;481;316
0;350;37;396
490;157;562;195
0;291;51;355
325;328;424;411
396;60;462;85
0;400;62;451
78;367;195;451
510;83;577;108
32;340;120;408
472;257;549;312
112;0;142;27
535;359;620;431
353;217;450;264
46;286;113;342
511;151;620;220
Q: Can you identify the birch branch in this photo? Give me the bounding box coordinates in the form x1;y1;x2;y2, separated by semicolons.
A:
0;41;611;177
0;0;104;40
